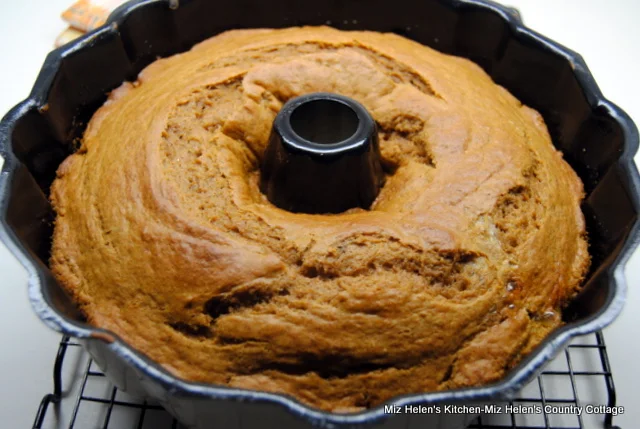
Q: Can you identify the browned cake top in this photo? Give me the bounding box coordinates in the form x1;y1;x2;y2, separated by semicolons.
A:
50;27;589;412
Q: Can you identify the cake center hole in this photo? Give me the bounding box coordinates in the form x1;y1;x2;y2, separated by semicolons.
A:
289;99;359;144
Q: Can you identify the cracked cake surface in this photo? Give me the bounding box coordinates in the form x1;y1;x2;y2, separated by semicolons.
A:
50;27;589;412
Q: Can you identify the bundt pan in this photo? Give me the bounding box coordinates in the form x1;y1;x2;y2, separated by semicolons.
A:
1;0;639;427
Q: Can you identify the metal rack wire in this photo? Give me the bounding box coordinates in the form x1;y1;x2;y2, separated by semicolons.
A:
32;332;621;429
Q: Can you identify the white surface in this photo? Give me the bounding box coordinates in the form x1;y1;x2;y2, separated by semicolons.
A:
0;1;638;428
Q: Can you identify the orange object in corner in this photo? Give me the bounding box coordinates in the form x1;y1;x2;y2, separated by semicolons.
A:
61;0;125;32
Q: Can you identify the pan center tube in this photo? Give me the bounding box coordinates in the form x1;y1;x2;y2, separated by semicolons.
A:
260;92;384;214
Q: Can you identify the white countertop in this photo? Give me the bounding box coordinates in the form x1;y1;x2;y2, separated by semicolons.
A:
0;1;638;428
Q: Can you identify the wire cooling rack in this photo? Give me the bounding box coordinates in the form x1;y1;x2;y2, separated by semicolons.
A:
32;332;621;429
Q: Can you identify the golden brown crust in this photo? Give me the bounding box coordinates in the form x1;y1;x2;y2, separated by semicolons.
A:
50;27;589;411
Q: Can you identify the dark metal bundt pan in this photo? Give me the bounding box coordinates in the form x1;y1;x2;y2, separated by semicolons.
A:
1;0;639;427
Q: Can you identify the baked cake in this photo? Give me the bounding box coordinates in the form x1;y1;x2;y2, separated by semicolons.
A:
50;27;589;412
